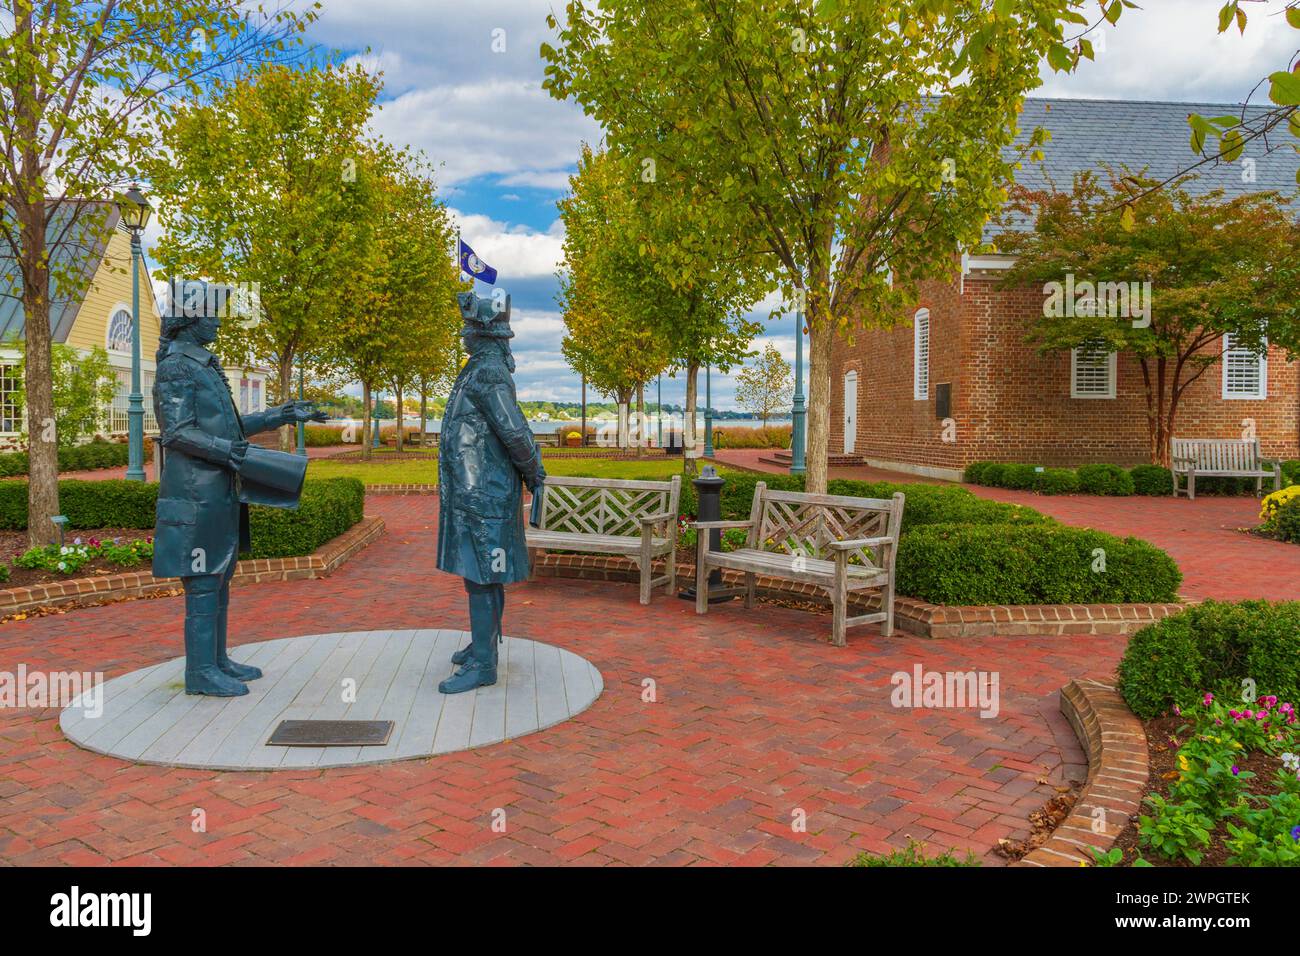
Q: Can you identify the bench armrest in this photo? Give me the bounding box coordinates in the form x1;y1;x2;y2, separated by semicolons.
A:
690;519;753;531
1171;456;1196;465
827;536;895;552
638;511;676;529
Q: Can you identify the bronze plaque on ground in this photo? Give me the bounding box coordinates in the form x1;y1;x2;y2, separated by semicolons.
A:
267;720;394;747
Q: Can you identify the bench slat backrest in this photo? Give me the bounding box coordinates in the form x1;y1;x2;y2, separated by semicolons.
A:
750;482;905;570
1171;438;1261;472
537;475;681;537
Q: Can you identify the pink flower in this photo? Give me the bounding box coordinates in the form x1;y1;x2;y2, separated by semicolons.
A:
1203;693;1214;706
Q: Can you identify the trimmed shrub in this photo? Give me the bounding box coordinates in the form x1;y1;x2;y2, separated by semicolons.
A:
896;523;1181;606
0;478;364;560
1000;463;1039;490
962;461;997;485
712;425;791;450
0;480;158;530
826;479;1051;532
0;439;152;477
1076;463;1134;496
1033;467;1079;495
1283;460;1300;487
243;477;365;558
304;425;348;447
1117;601;1300;719
1130;464;1173;496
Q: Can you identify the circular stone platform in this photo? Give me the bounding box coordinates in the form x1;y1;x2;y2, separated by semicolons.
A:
59;630;602;771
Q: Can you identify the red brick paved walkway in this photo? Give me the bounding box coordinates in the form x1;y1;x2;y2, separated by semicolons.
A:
1;495;1100;866
714;449;1300;603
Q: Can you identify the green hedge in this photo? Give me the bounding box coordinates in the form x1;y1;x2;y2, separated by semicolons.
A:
896;523;1182;606
0;477;364;559
243;477;365;557
1117;601;1300;719
1076;463;1135;496
1130;464;1173;496
304;425;348;447
0;439;153;478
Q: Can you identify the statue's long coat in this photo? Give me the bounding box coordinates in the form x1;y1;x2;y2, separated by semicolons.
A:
151;340;280;578
437;347;543;585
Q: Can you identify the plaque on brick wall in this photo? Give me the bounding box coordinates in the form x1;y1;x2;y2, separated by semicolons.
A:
935;383;952;420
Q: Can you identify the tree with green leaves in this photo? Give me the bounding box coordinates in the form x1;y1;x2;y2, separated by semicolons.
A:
324;144;461;458
0;0;314;544
735;343;793;426
557;143;766;460
542;0;1131;492
1183;2;1300;184
9;342;116;447
997;171;1300;466
149;61;379;452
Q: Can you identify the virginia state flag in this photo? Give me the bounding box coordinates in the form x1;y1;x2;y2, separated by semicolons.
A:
458;239;498;285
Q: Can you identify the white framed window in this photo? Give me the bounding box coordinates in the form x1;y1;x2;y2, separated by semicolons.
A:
1071;344;1116;399
106;306;133;353
913;308;930;400
0;363;20;433
1222;333;1267;399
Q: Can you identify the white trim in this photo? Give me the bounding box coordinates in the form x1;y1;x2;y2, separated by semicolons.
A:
1070;346;1116;399
962;254;1017;271
1221;333;1267;400
913;308;930;400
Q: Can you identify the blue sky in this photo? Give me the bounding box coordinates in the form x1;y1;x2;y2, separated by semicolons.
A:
227;0;1298;409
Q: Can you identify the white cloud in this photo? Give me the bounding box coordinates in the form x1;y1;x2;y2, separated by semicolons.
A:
450;208;564;279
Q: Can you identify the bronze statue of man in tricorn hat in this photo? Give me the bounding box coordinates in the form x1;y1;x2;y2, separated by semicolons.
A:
152;279;326;697
436;289;545;694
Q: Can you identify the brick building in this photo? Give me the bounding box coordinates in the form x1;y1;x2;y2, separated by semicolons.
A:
829;99;1300;481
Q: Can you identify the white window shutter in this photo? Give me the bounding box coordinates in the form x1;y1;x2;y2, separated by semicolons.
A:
1222;333;1267;399
1071;344;1116;399
913;308;930;400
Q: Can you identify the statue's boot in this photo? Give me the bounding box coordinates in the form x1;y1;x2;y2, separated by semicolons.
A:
214;572;262;682
440;582;499;694
451;583;503;666
184;608;249;697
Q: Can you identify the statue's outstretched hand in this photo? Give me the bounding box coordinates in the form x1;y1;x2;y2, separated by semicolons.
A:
278;400;328;425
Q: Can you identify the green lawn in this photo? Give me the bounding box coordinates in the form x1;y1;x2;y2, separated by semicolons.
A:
307;453;708;486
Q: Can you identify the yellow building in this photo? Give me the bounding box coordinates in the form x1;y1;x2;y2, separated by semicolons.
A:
0;204;269;447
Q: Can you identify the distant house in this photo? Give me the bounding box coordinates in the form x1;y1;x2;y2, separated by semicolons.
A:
830;98;1300;481
0;203;269;449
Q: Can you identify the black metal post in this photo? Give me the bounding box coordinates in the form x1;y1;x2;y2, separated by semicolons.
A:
679;465;732;603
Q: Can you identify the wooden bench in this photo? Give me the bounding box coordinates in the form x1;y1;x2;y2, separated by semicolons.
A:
526;475;681;605
1170;437;1282;499
691;482;905;646
532;433;560;447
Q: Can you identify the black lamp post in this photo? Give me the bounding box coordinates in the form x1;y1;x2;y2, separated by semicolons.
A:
116;185;152;482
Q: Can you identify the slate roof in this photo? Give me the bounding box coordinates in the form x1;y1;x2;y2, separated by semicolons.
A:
0;202;119;344
988;97;1300;242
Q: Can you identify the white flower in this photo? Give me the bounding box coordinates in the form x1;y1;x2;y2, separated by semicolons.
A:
57;561;67;571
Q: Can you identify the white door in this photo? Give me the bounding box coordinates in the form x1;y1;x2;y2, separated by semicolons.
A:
843;371;857;454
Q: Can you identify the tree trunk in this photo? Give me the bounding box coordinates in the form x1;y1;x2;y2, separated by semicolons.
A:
804;319;834;495
419;386;428;449
395;383;404;453
635;382;644;458
277;355;294;452
361;381;372;461
683;360;699;476
19;203;59;547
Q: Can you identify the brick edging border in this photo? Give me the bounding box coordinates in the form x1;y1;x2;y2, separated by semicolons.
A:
1016;679;1149;867
0;515;386;616
533;552;1182;638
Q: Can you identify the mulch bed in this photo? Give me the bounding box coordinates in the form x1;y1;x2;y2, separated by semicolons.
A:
0;528;152;588
1104;714;1290;866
